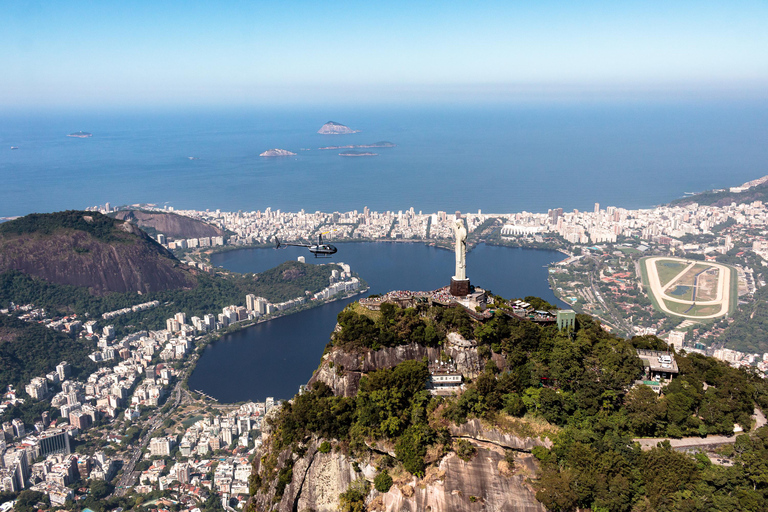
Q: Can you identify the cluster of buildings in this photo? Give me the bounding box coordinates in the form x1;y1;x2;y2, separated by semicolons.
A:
0;303;193;502
0;421;116;506
95;204;490;248
667;329;768;375
131;401;269;507
161;265;361;336
1;303;84;335
0;254;363;505
161;234;226;250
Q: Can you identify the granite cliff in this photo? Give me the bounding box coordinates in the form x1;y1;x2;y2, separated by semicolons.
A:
248;315;552;512
250;297;768;512
308;332;495;397
250;429;548;512
0;211;195;295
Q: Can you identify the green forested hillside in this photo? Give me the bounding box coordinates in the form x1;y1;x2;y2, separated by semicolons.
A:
0;210;129;242
670;181;768;207
0;261;339;333
0;315;96;390
254;298;768;512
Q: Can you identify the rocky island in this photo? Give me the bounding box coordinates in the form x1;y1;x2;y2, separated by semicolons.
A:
339;150;378;157
320;141;396;150
260;149;297;157
318;121;360;134
67;131;92;138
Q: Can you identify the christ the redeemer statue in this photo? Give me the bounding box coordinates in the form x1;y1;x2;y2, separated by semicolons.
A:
453;219;467;280
450;218;470;296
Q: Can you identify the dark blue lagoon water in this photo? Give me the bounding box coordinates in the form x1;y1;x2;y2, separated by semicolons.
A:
2;102;767;217
188;243;566;402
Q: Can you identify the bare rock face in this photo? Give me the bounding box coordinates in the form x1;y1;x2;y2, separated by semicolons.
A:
296;450;359;511
378;448;546;512
450;419;553;451
308;342;485;397
114;210;226;239
250;439;359;512
252;437;547;512
317;121;360;134
446;331;477;348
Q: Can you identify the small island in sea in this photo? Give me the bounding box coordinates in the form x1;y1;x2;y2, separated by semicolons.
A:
319;141;395;150
339;150;378;157
317;121;360;134
260;148;297;157
67;131;92;138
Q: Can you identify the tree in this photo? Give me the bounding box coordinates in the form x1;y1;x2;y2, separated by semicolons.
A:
625;385;661;436
339;478;369;512
374;470;393;492
14;490;48;512
90;479;114;500
395;424;435;477
454;439;477;461
535;468;578;512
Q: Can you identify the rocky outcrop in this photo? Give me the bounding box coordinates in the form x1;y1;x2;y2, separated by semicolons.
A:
317;121;360;134
378;448;545;512
251;330;555;512
450;419;553;451
252;436;547;512
259;148;297;157
0;211;195;295
308;342;484;397
251;439;359;512
113;210;225;239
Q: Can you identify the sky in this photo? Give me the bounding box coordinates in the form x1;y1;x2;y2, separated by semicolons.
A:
3;0;768;107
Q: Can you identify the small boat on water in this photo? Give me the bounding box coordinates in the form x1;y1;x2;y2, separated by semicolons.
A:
10;146;18;150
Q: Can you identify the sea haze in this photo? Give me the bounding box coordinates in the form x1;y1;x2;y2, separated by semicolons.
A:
1;102;767;217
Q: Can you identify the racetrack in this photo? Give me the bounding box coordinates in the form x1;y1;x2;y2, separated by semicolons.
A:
641;256;733;320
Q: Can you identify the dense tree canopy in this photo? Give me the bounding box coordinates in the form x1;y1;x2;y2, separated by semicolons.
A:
256;299;768;511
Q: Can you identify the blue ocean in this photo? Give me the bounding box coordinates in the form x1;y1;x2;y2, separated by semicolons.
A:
1;102;767;217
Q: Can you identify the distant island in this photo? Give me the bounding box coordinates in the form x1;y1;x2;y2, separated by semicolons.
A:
319;141;395;150
317;121;360;135
67;131;92;138
339;150;377;157
259;149;297;157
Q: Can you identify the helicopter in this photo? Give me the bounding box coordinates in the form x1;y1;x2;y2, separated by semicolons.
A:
275;230;338;258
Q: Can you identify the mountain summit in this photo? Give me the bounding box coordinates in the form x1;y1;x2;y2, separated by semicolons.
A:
0;211;195;295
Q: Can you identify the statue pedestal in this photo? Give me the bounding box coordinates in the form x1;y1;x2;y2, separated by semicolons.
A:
450;277;471;297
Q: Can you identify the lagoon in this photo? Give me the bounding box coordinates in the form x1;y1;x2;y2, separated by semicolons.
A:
187;243;566;402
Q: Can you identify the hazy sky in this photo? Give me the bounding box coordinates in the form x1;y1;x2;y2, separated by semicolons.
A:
4;1;768;107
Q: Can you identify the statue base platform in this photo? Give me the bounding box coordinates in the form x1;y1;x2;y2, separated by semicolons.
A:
450;277;471;297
